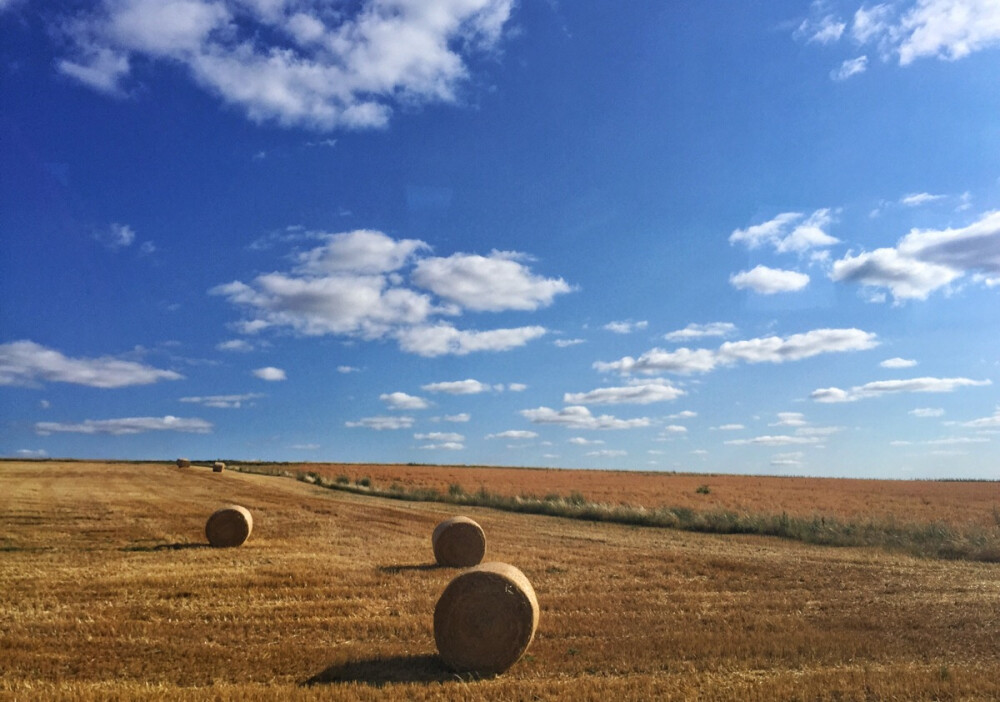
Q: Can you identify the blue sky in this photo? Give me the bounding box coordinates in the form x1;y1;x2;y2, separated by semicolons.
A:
2;0;999;478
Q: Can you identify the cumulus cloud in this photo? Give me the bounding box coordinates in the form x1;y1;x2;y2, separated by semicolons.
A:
587;449;627;457
380;392;429;410
729;210;839;253
253;366;286;381
881;357;918;368
664;322;736;342
444;413;470;422
0;340;183;388
831;210;1000;301
596;328;878;376
910;407;945;417
419;441;464;450
486;430;538;439
554;338;586;348
337;365;360;373
568;437;605;445
660;425;687;434
714;424;745;431
53;0;515;131
730;265;810;294
422;379;491;394
895;0;1000;65
213;230;565;356
216;339;253;352
95;222;136;250
520;406;651;430
411;250;572;312
901;192;946;207
507;383;527;392
563;380;685;406
345;415;414;430
15;449;49;458
179;392;264;408
604;320;648;334
771;412;807;427
811;376;991;402
35;415;212;435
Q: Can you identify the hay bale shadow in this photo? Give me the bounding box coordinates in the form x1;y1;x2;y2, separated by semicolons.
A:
121;543;210;552
303;654;461;686
377;563;442;574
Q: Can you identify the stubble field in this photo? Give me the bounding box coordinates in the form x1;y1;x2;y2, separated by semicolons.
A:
2;460;999;701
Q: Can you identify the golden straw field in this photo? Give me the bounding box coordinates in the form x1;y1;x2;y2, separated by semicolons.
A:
2;460;999;701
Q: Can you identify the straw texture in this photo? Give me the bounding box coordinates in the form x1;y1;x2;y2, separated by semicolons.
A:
176;458;191;468
205;504;253;547
432;516;486;567
434;562;539;675
212;461;225;472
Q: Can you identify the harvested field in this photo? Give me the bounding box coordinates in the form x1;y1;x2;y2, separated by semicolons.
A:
2;460;999;700
256;461;1000;529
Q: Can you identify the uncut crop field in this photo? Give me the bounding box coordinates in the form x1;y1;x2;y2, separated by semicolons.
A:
2;460;1000;701
258;461;1000;529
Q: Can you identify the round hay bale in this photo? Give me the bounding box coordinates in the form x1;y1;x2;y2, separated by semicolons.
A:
205;504;253;547
432;516;486;567
434;562;539;676
213;461;225;472
176;458;191;468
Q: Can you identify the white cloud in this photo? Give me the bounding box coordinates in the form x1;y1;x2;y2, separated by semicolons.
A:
729;210;839;253
730;265;810;294
419;441;465;451
661;425;687;434
831;55;868;80
421;379;491;395
568;437;605;445
415;432;464;442
669;410;698;419
411;250;572;312
714;424;745;431
55;0;515;130
253;366;286;381
216;339;253;352
963;407;1000;428
596;328;878;375
901;192;946;207
554;338;586;348
95;222;136;250
396;324;547;357
604;320;648;334
486;430;538;439
35;415;212;435
664;322;736;342
881;357;918;368
520;406;651;430
852;4;894;43
797;11;847;44
564;380;685;405
0;340;183;388
896;0;1000;65
295;230;428;275
811;376;991;402
345;415;414;430
15;449;49;458
587;449;627;457
771;412;807;427
179;392;264;408
337;365;360;373
832;210;1000;301
289;443;320;450
380;392;429;410
444;413;470;422
507;383;528;392
726;435;821;446
910;407;945;417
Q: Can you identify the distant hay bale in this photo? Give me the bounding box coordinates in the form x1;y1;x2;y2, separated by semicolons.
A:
434;562;539;675
213;461;225;472
205;504;253;547
176;458;191;468
432;516;486;567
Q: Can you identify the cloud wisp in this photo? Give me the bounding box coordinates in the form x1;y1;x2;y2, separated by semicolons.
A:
811;377;992;403
563;380;685;405
35;415;212;435
520;406;651;430
0;340;182;388
179;392;264;408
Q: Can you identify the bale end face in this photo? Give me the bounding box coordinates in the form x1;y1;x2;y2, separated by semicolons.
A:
205;504;253;547
434;562;539;676
213;461;225;472
176;458;191;468
432;516;486;567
